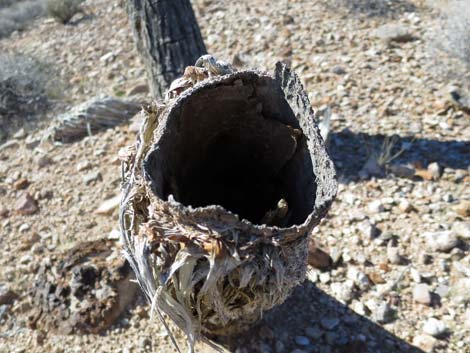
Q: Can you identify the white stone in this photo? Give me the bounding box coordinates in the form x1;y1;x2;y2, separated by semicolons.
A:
347;267;370;290
452;222;470;240
413;284;432;305
423;318;447;337
423;231;459;252
368;200;385;213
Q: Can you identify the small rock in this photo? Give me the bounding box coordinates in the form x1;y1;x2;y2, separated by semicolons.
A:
331;66;346;75
25;135;40;149
450;278;470;304
319;272;331;284
358;220;380;238
427;162;442;180
100;52;116;62
374;23;414;43
368;200;385;213
455;200;470;217
435;284;450;298
139;337;152;349
388;164;415;179
14;192;39;215
398;199;413;213
452;222;470;240
410;268;422;283
347;267;370;290
294;336;310;346
36;155;52;169
13;128;26;139
0;140;19;151
320;317;340;330
0;206;8;218
76;161;92;172
423;231;459;252
413;284;432;305
19;223;30;233
423;318;447;337
95;195;121;215
14;178;30;190
331;281;355;302
413;334;438;352
0;284;18;305
387;245;402;265
372;301;394;324
305;326;323;340
108;229;121;240
308;242;332;269
83;171;102;184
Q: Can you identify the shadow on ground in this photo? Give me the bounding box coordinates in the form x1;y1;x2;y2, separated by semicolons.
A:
330;0;417;18
328;129;470;183
215;280;425;353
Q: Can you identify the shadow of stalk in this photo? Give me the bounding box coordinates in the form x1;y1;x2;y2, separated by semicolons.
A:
215;280;425;353
328;129;470;183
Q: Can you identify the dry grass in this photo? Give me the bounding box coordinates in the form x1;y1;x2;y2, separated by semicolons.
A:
0;53;56;140
47;0;84;24
0;0;46;38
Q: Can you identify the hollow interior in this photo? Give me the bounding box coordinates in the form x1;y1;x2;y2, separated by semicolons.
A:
146;76;317;226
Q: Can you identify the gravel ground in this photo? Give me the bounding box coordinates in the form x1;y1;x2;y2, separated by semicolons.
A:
0;0;469;352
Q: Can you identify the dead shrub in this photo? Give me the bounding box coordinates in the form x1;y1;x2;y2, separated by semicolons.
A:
47;0;83;24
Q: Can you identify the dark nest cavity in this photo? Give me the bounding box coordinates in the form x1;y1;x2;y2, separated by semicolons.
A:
145;74;317;227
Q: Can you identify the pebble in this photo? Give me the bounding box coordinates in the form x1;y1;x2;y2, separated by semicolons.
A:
368;200;385;213
83;171;102;184
76;161;92;172
373;23;414;43
423;231;459;252
450;278;470;304
357;220;379;238
413;334;438;352
331;281;355;302
452;222;470;240
294;336;310;346
0;284;18;305
307;243;332;269
427;162;442;180
95;195;121;215
347;267;370;290
372;301;394;324
387;245;402;265
319;272;331;284
320;317;340;330
305;326;323;340
423;318;447;337
36;155;53;169
413;284;432;305
14;192;39;215
398;199;413;213
455;200;470;217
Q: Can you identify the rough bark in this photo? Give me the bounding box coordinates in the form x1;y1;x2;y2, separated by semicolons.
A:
127;0;207;98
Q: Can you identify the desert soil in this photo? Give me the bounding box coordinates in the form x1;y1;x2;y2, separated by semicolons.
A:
0;0;469;353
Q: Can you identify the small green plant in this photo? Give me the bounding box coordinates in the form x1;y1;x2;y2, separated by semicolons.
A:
47;0;84;24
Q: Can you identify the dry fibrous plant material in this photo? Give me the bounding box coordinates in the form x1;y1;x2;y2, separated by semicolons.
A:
0;52;53;141
120;56;337;352
46;96;143;142
28;239;138;334
0;0;47;38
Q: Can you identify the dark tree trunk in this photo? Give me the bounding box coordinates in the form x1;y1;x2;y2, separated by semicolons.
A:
127;0;207;98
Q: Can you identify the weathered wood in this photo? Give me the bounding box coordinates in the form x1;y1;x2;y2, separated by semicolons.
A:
127;0;207;98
